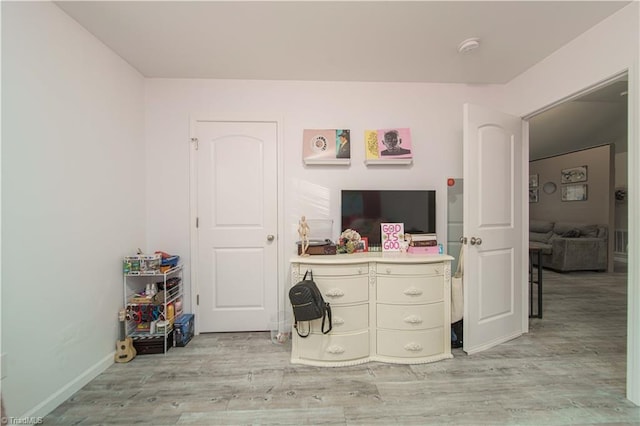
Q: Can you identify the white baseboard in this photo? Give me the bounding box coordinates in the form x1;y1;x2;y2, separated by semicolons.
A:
21;352;114;419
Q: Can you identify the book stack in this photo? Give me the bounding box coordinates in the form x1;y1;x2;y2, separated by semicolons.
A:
407;233;440;254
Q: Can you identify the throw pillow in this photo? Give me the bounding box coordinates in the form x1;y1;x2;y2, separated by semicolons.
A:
562;229;581;238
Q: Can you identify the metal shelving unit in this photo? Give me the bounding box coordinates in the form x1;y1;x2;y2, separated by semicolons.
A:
123;264;184;354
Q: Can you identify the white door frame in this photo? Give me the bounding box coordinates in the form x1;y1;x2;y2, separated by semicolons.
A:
521;69;639;405
188;115;286;335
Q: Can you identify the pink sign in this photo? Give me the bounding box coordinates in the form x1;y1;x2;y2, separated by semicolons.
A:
380;223;404;252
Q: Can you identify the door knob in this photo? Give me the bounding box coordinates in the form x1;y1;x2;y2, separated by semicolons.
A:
267;235;275;241
470;237;482;246
460;236;468;244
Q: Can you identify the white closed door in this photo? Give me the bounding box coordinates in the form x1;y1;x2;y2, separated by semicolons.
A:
463;103;526;354
194;120;278;332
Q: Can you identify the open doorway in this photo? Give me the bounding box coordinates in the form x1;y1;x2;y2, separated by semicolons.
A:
528;74;628;273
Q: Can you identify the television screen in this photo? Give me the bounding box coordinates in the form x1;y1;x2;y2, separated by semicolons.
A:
341;190;436;246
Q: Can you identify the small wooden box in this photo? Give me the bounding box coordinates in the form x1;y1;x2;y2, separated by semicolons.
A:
297;240;337;255
132;331;174;355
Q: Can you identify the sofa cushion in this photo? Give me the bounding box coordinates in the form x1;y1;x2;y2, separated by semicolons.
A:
579;224;599;238
530;220;554;233
530;231;553;243
553;222;580;236
597;226;608;239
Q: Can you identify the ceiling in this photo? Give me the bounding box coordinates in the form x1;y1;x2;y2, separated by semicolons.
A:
54;1;631;157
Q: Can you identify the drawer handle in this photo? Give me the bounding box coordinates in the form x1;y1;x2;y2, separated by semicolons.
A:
326;345;345;354
333;316;345;325
386;268;391;274
403;287;423;296
404;315;423;324
404;342;423;352
325;288;345;298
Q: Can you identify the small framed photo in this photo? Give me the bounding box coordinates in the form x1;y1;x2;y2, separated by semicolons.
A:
355;237;369;253
529;174;539;188
561;184;588;201
561;166;587;183
529;188;539;203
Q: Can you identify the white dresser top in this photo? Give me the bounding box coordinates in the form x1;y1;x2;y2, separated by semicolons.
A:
290;252;454;265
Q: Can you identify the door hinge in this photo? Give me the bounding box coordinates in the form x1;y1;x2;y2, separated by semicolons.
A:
197;294;200;305
196;217;199;228
191;137;199;150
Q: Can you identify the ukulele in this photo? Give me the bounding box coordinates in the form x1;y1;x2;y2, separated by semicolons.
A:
115;308;136;363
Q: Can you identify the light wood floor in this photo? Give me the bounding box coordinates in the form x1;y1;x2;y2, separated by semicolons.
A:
45;268;640;425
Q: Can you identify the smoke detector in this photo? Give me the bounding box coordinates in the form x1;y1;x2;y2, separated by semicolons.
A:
458;38;480;54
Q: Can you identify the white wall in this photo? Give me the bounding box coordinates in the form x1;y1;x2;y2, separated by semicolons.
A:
144;79;503;312
503;2;639;405
1;2;146;418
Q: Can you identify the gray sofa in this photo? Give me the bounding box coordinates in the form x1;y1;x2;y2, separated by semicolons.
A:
529;220;608;272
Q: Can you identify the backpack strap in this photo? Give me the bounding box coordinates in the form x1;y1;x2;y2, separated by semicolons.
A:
294;321;310;338
321;303;332;334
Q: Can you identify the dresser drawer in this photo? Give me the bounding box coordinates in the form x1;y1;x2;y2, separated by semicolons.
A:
377;302;444;330
377;275;443;304
376;262;444;276
298;331;369;362
377;328;444;358
302;303;369;334
300;263;369;277
314;275;369;305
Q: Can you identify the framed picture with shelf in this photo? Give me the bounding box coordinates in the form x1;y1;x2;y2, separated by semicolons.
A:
364;128;413;165
303;129;351;165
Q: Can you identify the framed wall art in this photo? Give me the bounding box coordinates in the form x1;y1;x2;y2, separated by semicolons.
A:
561;184;588;201
561;165;587;183
529;174;539;188
364;128;413;165
529;188;539;203
302;129;351;165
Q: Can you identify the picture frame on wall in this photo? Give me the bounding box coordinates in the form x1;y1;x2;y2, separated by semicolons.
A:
529;174;539;188
561;165;588;183
529;188;539;203
561;184;588;201
302;128;351;165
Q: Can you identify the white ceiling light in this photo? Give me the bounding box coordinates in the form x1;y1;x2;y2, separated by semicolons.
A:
458;38;480;54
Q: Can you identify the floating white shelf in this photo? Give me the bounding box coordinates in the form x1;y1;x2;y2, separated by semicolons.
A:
364;158;413;166
304;159;351;166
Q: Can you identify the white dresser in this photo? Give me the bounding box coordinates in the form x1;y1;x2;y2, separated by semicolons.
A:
289;253;454;367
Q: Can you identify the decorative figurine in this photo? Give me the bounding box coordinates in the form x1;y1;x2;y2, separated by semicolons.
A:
298;216;310;256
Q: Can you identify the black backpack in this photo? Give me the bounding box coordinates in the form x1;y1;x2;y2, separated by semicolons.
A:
289;270;332;338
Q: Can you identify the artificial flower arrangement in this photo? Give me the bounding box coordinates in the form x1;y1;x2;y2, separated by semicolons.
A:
336;228;362;254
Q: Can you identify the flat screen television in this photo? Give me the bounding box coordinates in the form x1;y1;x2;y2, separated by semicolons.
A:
341;190;436;246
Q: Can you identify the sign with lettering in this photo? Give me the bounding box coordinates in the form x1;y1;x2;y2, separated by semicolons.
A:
380;223;404;252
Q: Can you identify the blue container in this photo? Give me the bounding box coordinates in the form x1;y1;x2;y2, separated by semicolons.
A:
174;313;194;347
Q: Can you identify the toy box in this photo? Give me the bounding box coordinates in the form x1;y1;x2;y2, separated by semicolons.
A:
132;331;174;355
174;313;194;347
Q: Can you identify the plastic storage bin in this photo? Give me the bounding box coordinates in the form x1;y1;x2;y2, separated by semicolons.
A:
174;313;194;347
269;311;292;345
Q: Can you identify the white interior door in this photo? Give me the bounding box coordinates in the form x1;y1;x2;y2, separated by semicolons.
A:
463;103;526;354
194;121;278;332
